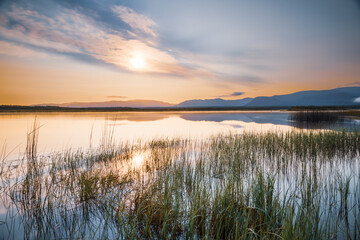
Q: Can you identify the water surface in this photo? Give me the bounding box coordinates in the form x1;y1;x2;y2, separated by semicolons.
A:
0;111;358;160
0;111;359;239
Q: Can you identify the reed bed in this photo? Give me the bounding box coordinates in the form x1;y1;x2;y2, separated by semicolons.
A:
0;127;359;239
289;111;347;130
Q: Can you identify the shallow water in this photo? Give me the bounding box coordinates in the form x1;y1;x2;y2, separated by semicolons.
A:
0;114;359;239
1;111;358;160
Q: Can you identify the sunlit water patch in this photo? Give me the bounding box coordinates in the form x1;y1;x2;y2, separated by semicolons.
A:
1;111;359;161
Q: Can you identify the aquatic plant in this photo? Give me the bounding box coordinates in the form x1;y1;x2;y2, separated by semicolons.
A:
0;128;359;239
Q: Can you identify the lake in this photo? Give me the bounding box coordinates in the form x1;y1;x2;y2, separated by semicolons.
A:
0;111;359;161
0;111;359;239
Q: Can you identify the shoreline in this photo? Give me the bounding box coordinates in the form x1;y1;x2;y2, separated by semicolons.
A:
1;105;360;113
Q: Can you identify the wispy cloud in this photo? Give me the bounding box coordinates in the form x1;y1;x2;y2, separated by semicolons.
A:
342;81;360;87
173;49;269;87
0;40;48;58
230;75;264;84
112;6;157;38
0;2;269;87
219;91;245;98
0;6;98;53
0;4;215;79
107;96;128;99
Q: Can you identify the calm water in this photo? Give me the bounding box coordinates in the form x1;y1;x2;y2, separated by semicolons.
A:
0;111;359;239
0;111;359;160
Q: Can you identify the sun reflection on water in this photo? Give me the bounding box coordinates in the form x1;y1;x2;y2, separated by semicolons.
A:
131;152;145;169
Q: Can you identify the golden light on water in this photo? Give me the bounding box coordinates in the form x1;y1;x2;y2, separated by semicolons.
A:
0;112;302;161
131;152;145;168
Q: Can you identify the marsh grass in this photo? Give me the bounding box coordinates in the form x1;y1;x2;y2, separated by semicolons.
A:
0;127;359;239
289;111;346;129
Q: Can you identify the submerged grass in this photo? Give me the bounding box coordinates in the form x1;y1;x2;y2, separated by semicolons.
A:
0;129;359;239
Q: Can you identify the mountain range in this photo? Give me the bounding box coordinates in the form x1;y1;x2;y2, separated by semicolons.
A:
35;87;360;108
36;100;172;108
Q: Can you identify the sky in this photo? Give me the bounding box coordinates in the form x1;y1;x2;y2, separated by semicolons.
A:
0;0;360;105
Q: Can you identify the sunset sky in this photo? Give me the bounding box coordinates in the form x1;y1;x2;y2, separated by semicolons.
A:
0;0;360;105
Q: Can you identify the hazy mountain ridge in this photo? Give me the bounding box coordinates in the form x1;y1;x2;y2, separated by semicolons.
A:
176;87;360;108
175;98;253;108
245;87;360;107
36;100;173;108
35;87;360;108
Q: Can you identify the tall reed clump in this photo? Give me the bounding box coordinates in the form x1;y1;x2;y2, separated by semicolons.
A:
289;111;347;129
0;127;359;239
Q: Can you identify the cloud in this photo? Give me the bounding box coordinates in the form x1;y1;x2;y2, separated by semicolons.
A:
219;91;245;98
235;75;264;83
0;5;191;76
0;40;48;58
108;96;127;99
354;97;360;103
0;4;218;80
112;5;157;38
0;6;98;53
218;75;265;86
342;81;360;87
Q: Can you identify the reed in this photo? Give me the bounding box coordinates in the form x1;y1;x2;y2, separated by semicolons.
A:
289;111;346;129
0;126;359;239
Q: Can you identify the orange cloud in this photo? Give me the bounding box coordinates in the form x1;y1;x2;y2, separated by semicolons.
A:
0;5;216;79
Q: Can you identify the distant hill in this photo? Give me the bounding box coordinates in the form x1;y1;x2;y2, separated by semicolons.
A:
35;100;173;108
175;87;360;108
175;98;253;108
245;87;360;107
34;87;360;109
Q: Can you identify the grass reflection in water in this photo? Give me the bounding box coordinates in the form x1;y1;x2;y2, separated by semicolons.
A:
0;124;359;239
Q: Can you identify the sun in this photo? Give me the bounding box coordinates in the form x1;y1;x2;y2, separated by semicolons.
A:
130;54;146;70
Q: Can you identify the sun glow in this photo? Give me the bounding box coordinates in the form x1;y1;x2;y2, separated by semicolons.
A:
130;54;146;70
131;152;145;168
